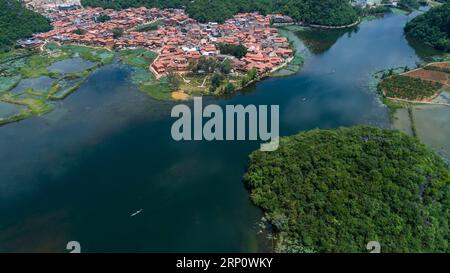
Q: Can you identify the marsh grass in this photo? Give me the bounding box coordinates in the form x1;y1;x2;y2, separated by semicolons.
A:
0;75;21;93
140;80;172;101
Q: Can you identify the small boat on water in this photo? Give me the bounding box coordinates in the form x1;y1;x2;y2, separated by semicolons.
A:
130;209;143;217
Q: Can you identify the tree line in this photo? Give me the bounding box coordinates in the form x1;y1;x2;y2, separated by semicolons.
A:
81;0;359;26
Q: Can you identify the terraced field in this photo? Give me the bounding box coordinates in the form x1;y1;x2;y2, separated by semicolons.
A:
379;62;450;102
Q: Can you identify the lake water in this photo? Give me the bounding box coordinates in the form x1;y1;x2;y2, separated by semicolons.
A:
0;11;438;252
412;104;450;162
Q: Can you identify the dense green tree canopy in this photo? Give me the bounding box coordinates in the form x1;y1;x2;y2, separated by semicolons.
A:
0;0;51;52
81;0;359;26
244;126;450;253
405;3;450;52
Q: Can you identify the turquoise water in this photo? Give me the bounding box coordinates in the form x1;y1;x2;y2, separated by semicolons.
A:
0;12;437;252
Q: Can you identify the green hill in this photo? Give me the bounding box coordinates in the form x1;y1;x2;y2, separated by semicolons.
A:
244;126;450;253
0;0;51;52
405;3;450;52
81;0;359;26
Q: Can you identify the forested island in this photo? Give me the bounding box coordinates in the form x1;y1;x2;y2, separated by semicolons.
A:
0;0;51;52
81;0;359;27
244;126;450;253
405;2;450;52
0;4;302;125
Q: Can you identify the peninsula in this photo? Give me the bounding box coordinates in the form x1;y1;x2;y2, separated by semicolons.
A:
31;7;297;99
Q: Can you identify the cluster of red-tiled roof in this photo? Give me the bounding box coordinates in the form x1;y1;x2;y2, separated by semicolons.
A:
35;7;160;46
33;7;294;78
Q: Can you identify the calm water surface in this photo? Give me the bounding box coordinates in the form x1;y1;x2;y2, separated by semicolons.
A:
0;12;433;252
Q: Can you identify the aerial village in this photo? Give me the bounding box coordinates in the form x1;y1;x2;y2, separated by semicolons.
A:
31;7;294;81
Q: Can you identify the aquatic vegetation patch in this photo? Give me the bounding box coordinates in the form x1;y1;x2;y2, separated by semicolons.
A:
0;44;116;126
119;48;157;69
10;76;55;95
47;58;95;74
412;105;450;162
134;19;163;32
244;126;450;252
118;27;302;100
0;101;25;118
